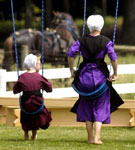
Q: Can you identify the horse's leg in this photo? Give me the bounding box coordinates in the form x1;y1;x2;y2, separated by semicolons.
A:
3;36;14;71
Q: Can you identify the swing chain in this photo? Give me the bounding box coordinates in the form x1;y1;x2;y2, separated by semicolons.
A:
10;0;19;78
76;0;87;70
110;0;119;73
41;0;45;98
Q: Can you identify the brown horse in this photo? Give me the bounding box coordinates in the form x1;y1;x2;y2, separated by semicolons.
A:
3;12;80;70
3;29;42;71
51;11;75;27
3;28;69;71
51;11;80;41
36;28;68;65
49;11;80;60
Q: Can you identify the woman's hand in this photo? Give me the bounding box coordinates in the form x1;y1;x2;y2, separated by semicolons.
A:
70;69;75;78
108;60;118;82
67;57;75;78
107;74;117;82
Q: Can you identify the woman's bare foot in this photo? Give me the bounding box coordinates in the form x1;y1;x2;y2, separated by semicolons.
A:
94;138;103;145
88;137;94;144
88;139;94;144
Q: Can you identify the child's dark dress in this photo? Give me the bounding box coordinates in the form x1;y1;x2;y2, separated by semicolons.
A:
13;72;52;131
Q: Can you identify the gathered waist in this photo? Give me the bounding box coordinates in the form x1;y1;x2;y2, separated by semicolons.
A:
83;58;104;64
22;90;42;97
21;90;42;103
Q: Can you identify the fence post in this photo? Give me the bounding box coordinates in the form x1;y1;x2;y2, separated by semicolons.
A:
21;45;29;69
0;69;6;93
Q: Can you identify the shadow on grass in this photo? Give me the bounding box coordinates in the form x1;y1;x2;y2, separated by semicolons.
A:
0;137;87;145
38;138;87;143
0;138;25;142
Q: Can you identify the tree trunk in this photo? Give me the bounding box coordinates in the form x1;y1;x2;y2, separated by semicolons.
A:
45;0;53;28
25;0;32;28
121;0;135;45
62;0;70;13
102;0;107;18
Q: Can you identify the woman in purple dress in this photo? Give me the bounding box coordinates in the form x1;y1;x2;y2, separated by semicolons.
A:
13;54;52;140
67;15;123;144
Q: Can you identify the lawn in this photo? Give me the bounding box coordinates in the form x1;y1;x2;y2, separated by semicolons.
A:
0;126;135;150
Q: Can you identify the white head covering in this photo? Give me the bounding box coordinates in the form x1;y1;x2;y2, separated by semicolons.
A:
23;54;37;70
87;15;104;32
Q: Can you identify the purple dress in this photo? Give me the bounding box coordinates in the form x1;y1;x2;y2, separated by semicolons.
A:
67;38;117;124
13;72;52;131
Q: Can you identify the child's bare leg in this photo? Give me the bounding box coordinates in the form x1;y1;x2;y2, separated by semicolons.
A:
31;130;37;140
24;131;29;140
94;121;102;144
86;121;94;144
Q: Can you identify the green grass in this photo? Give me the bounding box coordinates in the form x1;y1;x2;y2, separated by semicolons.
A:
104;16;123;27
115;74;135;84
0;126;135;150
120;94;135;100
104;53;135;64
117;54;135;64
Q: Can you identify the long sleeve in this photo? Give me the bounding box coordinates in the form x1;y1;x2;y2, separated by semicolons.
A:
106;41;118;61
41;76;52;92
13;80;23;94
67;40;81;57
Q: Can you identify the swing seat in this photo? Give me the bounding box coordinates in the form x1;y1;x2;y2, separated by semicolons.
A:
72;81;109;99
19;97;44;115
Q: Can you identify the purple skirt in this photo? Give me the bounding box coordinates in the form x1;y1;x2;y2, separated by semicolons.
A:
76;64;111;124
77;89;110;124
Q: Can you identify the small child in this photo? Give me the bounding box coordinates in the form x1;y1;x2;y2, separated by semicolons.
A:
13;53;52;140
